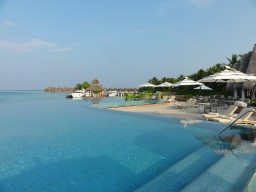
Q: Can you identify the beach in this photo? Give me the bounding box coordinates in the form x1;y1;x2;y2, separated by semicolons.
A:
109;102;226;121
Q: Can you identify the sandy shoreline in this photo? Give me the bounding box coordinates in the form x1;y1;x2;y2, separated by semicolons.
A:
108;102;215;120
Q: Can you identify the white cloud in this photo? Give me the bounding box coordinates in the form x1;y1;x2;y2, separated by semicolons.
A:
4;20;15;27
0;39;55;52
0;38;71;52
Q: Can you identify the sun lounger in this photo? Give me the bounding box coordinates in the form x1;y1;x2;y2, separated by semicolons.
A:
175;98;197;109
202;105;238;120
211;107;254;124
165;96;176;103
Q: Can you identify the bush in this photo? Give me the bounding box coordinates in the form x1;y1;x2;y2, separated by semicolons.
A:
185;94;193;99
124;92;154;100
250;100;256;107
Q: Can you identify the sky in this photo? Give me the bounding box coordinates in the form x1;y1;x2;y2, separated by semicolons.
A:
0;0;256;90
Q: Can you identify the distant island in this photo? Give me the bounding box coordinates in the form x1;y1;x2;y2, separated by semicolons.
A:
44;87;74;93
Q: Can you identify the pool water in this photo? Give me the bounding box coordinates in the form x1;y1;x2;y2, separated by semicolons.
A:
0;91;256;192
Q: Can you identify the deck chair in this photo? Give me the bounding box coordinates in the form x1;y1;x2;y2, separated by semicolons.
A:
202;105;238;121
211;107;255;124
165;96;176;103
175;98;197;109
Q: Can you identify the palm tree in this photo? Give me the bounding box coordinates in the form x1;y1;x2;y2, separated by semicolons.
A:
176;74;185;82
190;69;206;81
161;77;167;83
226;54;242;68
75;83;83;90
149;77;159;85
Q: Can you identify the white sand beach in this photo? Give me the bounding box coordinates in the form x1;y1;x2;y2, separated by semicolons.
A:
109;102;227;121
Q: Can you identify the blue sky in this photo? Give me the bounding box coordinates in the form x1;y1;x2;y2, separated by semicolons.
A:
0;0;256;90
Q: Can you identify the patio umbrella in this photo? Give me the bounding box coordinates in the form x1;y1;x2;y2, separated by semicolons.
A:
156;81;174;94
173;77;202;87
156;82;174;87
194;84;213;98
198;66;256;99
198;66;256;83
138;82;156;88
194;84;213;90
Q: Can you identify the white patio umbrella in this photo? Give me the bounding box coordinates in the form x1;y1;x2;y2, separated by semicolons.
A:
156;82;174;87
198;66;256;99
198;66;256;83
173;77;202;87
156;81;174;94
138;82;156;88
194;84;213;90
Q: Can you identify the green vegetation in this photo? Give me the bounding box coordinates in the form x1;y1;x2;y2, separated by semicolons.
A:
125;57;240;100
75;81;90;90
226;54;242;68
147;63;226;86
185;94;193;99
145;57;241;97
250;100;256;107
75;54;244;100
124;92;154;101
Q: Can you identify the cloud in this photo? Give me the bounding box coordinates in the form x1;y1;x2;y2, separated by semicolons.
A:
4;20;15;27
0;39;56;52
0;38;71;52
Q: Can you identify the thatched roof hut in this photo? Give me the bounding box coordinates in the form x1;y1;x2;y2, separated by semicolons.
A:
86;84;104;91
243;45;256;93
85;79;105;97
226;53;251;91
226;44;256;99
246;44;256;74
86;79;104;91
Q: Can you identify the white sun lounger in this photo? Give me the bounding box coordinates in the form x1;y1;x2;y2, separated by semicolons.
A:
211;107;254;124
202;105;238;121
175;98;197;109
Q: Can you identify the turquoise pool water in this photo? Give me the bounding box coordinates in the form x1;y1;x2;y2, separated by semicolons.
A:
0;91;256;192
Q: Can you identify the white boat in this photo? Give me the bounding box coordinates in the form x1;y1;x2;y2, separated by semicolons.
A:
106;91;117;97
71;89;85;98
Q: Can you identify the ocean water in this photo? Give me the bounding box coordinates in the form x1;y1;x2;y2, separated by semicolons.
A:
0;91;256;192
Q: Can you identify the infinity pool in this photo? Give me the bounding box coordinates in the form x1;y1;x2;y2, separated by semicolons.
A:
0;91;255;191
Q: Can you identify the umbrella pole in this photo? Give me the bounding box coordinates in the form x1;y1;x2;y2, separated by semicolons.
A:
251;85;256;100
170;87;173;95
196;87;202;99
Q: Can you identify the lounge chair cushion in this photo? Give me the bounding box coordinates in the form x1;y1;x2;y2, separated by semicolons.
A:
202;105;238;120
211;107;254;124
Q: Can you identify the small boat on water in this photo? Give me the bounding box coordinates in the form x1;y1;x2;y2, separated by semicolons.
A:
71;89;85;98
106;91;117;97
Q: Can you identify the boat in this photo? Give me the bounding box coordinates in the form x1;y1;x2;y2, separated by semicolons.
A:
71;89;85;98
106;91;117;97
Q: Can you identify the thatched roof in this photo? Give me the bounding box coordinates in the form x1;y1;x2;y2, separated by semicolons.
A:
227;44;256;91
246;44;256;74
86;84;104;91
91;79;100;85
242;44;256;90
85;78;104;91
